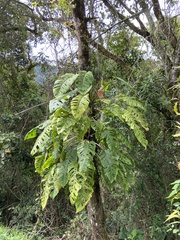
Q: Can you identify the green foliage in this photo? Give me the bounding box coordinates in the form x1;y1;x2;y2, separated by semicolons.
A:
166;180;180;236
165;79;180;236
26;71;148;212
0;225;31;240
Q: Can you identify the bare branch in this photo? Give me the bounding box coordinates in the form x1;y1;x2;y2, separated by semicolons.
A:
102;0;151;42
15;102;48;115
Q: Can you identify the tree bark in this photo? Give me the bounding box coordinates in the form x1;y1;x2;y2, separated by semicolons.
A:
72;0;91;71
87;171;109;240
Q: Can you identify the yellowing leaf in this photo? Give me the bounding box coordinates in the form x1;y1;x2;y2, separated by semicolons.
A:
174;102;180;115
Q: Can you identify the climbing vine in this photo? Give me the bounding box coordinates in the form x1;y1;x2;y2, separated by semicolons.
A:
25;71;148;212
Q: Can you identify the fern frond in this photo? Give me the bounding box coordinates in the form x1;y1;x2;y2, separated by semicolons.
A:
71;94;90;120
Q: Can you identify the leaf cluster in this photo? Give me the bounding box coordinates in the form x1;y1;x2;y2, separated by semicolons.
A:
25;71;148;212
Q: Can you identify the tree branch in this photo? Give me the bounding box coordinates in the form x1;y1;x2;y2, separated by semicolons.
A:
102;0;152;42
89;36;129;69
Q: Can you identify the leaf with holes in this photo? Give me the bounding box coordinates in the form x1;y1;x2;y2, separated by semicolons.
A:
31;125;52;155
77;140;96;174
49;99;63;113
99;149;119;184
76;71;94;95
53;73;78;99
71;94;89;120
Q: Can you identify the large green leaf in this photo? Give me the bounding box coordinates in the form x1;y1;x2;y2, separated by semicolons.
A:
53;115;76;140
74;116;91;139
77;140;96;174
53;160;69;192
53;73;78;99
104;103;125;122
31;125;52;156
68;160;81;205
68;150;94;212
24;128;37;140
74;170;94;212
133;125;148;148
49;99;63;113
125;106;149;131
119;94;145;110
101;127;118;150
99;149;119;184
34;154;46;175
41;165;56;209
76;71;94;95
71;94;89;120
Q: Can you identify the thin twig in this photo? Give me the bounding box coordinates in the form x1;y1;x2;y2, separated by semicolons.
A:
15;102;48;115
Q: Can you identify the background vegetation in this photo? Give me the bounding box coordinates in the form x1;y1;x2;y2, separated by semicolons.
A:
0;0;180;239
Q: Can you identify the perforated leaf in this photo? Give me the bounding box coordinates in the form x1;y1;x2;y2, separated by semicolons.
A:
101;128;118;150
71;94;89;120
68;161;81;204
119;95;145;110
133;125;148;148
34;154;46;175
41;181;51;210
49;99;63;113
53;73;78;99
68;150;94;212
53;116;76;140
74;116;91;139
41;165;56;209
53;160;69;192
76;71;94;95
74;171;94;212
99;149;119;184
77;140;96;174
31;125;52;156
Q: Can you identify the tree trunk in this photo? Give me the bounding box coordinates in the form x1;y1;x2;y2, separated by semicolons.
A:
87;172;109;240
72;1;109;239
72;0;91;71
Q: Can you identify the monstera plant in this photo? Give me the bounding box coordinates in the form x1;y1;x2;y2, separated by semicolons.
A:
25;71;148;212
